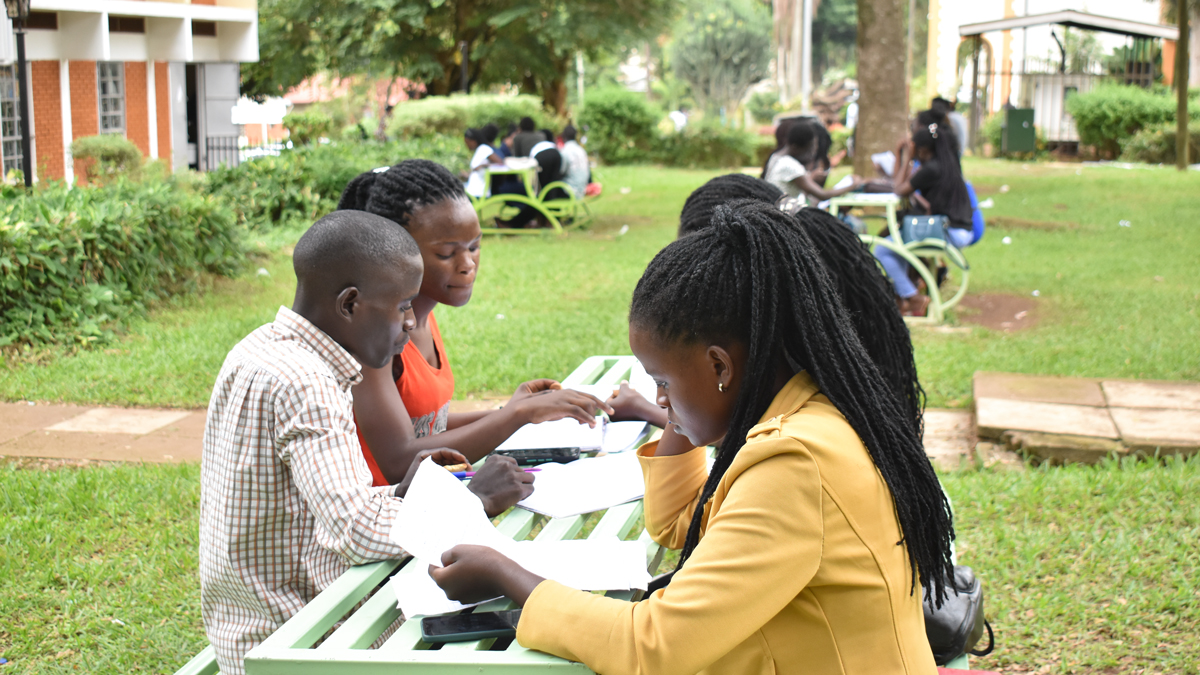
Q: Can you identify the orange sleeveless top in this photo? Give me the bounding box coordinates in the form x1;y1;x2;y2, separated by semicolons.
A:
358;312;455;487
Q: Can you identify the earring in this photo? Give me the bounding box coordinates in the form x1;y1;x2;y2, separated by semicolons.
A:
718;382;725;393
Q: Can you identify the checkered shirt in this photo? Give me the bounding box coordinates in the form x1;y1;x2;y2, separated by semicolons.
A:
199;306;405;675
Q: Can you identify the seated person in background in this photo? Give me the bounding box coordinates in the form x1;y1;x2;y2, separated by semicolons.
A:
760;118;796;180
462;127;502;199
498;130;569;229
558;124;590;199
512;116;544;158
336;160;612;484
480;123;520;196
496;123;518;159
765;122;861;205
874;123;974;317
429;201;953;675
931;97;968;157
199;210;534;675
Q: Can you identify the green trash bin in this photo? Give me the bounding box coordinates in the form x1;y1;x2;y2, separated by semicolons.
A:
1002;108;1035;154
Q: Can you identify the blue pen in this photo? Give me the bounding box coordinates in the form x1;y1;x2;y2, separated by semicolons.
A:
454;468;540;480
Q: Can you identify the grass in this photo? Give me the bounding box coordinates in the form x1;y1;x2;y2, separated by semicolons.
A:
1;458;1196;674
2;161;1198;410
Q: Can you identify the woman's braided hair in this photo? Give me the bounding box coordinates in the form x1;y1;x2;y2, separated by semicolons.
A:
337;159;468;228
635;199;953;602
677;174;925;436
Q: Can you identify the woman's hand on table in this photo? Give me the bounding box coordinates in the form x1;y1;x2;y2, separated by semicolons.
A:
430;544;545;606
510;378;562;402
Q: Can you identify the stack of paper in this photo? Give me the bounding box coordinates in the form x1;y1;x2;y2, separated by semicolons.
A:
516;452;646;519
389;459;650;618
495;416;606;452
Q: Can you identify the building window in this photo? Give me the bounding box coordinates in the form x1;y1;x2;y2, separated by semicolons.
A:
191;21;217;37
98;62;125;135
0;66;23;178
26;11;58;30
108;16;145;34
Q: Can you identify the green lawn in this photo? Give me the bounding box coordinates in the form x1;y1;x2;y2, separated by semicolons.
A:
2;161;1197;409
2;457;1196;674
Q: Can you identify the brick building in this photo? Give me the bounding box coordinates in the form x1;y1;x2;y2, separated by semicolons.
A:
0;0;258;183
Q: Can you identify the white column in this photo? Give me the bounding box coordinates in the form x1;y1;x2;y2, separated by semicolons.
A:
26;61;36;183
147;61;158;159
59;59;73;184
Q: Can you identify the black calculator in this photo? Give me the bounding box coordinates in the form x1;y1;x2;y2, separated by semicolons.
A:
494;447;581;465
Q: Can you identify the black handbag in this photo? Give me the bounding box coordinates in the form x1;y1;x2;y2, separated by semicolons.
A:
924;565;995;665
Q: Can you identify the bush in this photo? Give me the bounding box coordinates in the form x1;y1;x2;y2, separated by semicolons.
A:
69;134;144;185
1121;121;1200;164
1066;85;1198;158
387;94;563;139
655;123;758;168
204;136;468;229
284;110;335;145
747;90;782;124
579;88;663;164
0;177;241;346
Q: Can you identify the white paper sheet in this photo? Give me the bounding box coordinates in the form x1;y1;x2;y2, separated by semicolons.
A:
600;421;649;454
516;453;646;519
389;458;650;618
495;416;607;452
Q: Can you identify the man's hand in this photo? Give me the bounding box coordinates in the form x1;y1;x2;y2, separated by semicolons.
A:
394;448;469;498
466;454;535;517
429;544;544;606
509;388;614;426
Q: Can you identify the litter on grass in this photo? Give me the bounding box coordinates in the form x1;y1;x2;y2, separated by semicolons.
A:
1031;290;1041;297
256;268;270;277
1002;236;1012;245
619;187;632;194
495;314;506;320
617;224;630;237
999;185;1010;193
1119;220;1132;227
978;198;995;209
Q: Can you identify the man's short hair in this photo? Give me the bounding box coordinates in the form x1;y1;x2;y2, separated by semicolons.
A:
562;125;577;141
293;210;420;294
519;117;536;132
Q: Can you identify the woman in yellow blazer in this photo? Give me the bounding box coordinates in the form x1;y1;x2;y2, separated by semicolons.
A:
431;200;955;675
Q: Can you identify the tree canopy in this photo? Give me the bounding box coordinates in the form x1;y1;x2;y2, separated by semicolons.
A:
669;0;772;116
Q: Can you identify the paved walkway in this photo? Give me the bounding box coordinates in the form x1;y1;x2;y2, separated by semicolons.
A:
1;400;994;468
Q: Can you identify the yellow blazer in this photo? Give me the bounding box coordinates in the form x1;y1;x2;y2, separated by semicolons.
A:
516;372;937;675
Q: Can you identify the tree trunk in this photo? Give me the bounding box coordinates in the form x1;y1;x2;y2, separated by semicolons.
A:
1177;0;1190;170
542;78;569;115
854;0;909;176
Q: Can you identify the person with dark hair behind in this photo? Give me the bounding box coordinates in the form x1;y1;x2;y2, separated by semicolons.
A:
462;127;502;199
496;123;519;159
667;173;925;437
336;160;612;485
876;123;974;316
931;97;968;157
764;122;862;204
199;210;536;675
512;117;543;158
760;117;796;179
559;124;590;198
428;199;954;675
498;129;569;228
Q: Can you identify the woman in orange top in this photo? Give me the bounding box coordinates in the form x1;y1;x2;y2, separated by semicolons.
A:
337;160;613;487
429;201;954;674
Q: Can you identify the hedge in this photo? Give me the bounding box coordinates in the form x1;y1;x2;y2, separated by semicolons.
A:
0;177;241;347
1066;85;1199;158
387;94;564;139
204;136;468;230
1121;121;1200;164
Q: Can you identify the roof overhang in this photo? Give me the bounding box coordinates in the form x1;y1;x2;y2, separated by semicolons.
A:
959;10;1178;41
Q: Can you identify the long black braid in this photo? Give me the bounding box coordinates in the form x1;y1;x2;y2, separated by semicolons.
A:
633;200;953;603
336;159;468;228
677;174;926;436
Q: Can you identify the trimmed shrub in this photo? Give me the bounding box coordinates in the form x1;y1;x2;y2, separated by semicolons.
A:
1066;85;1199;158
747;90;782;124
579;88;663;164
1121;121;1200;164
204;136;468;229
69;134;144;185
283;110;335;145
655;123;758;168
0;177;241;347
387;94;563;139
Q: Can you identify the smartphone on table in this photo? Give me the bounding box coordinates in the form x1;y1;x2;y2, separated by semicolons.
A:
421;609;522;643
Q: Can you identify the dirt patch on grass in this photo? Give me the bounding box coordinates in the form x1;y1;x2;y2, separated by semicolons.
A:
956;293;1041;332
989;216;1078;231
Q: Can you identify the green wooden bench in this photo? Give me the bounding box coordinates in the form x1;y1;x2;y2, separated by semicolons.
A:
825;194;971;325
175;354;971;673
472;166;596;236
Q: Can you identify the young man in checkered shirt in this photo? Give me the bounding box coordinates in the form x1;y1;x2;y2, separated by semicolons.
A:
199;211;534;674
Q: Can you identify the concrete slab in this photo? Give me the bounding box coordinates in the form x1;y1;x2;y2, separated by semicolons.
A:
0;429;144;462
1002;430;1128;465
124;411;207;462
973;371;1106;407
1109;407;1200;457
47;408;191;435
923;409;975;455
975;397;1119;440
0;402;89;444
1102;380;1200;411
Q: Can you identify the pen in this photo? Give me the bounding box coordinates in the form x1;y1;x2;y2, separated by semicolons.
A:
454;468;541;480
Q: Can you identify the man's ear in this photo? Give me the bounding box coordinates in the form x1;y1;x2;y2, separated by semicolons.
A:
707;344;735;393
336;286;359;323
